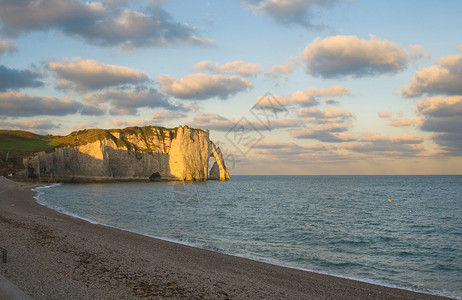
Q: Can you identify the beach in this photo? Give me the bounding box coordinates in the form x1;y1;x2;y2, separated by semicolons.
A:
0;177;453;300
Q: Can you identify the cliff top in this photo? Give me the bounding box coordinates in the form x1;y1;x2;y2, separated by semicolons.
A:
0;126;194;152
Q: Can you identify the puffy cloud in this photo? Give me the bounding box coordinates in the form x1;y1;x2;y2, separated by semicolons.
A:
341;132;425;157
83;87;176;115
255;85;350;108
0;92;82;117
415;96;462;155
0;65;44;91
47;58;148;92
0;119;59;131
378;110;391;118
266;56;298;77
0;38;17;55
415;95;462;117
242;0;336;27
0;0;211;50
301;35;424;78
159;73;253;100
401;53;462;97
194;60;261;76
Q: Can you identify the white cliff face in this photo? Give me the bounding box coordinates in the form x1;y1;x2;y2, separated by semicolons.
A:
24;126;229;182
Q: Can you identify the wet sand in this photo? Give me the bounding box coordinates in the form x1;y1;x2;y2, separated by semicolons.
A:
0;177;453;299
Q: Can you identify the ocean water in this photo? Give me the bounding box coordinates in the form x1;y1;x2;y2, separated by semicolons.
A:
35;175;462;299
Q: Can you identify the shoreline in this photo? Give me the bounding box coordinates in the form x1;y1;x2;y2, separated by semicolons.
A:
0;177;454;299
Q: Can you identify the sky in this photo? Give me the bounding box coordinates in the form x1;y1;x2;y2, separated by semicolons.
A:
0;0;461;175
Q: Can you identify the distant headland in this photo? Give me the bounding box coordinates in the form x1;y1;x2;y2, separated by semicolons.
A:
0;125;229;182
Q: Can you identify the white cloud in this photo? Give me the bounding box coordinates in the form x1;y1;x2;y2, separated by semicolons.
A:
159;73;253;100
401;53;462;97
0;0;211;50
194;60;261;76
47;58;148;92
301;35;424;78
0;38;17;55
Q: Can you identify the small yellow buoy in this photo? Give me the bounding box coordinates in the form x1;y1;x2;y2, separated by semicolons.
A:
250;188;253;191
388;199;392;203
409;210;412;213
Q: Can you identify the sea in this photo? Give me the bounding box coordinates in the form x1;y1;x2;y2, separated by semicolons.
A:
34;175;462;299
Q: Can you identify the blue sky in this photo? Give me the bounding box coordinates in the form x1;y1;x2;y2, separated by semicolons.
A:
1;0;461;175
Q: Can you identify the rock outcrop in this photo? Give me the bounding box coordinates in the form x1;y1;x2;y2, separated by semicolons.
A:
22;126;229;182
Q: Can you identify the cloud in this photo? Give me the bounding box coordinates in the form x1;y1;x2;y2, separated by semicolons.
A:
111;111;189;128
0;119;59;131
341;132;425;157
0;0;211;50
159;73;253;100
111;118;151;128
0;65;44;91
252;140;334;158
189;113;236;131
401;53;462;97
151;111;187;122
266;56;298;77
83;87;176;115
190;113;301;132
289;103;355;143
290;123;357;142
0;92;82;117
297;107;353;120
255;85;350;108
388;118;414;127
415;96;462;155
0;38;17;55
378;111;391;118
242;0;336;28
47;58;148;92
301;35;424;78
193;60;261;76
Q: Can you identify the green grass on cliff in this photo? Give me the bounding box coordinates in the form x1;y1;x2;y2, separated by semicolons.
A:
0;126;180;151
0;130;58;151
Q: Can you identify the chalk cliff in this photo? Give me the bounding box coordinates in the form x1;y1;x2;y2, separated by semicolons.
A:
23;126;229;182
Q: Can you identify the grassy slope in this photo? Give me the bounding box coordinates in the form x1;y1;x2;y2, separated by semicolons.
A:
0;126;179;151
0;130;58;151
